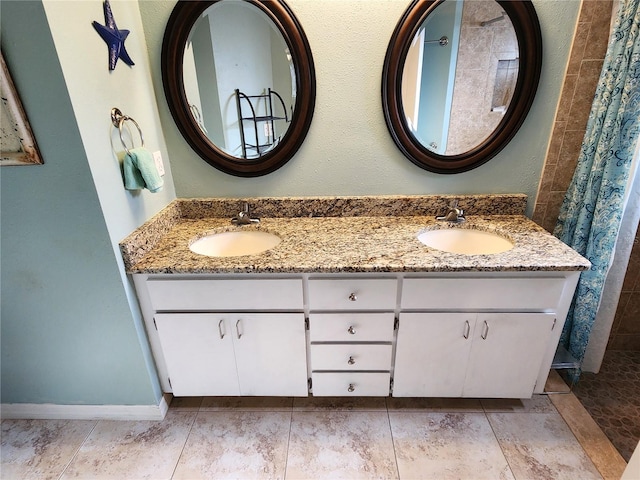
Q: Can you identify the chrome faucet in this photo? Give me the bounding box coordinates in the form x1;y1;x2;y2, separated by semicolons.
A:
436;199;466;223
231;202;260;225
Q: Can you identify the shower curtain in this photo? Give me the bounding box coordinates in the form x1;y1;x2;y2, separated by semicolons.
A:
554;0;640;373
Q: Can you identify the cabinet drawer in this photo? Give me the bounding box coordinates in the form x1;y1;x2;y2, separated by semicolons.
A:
308;278;397;310
309;313;395;342
310;344;393;371
312;372;391;396
401;277;566;310
146;278;303;311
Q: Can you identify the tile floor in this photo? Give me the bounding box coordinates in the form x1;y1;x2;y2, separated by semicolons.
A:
572;350;640;462
1;394;618;480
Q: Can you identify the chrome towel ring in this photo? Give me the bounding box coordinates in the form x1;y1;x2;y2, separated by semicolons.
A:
111;107;144;155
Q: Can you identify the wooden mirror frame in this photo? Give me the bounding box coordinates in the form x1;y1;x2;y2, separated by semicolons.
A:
162;0;316;177
382;0;542;174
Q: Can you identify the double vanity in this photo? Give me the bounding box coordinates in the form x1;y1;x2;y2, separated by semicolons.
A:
136;0;577;401
120;195;589;399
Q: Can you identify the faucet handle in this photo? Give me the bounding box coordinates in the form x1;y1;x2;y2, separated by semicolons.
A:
436;199;465;222
240;202;250;216
232;202;260;225
449;199;464;215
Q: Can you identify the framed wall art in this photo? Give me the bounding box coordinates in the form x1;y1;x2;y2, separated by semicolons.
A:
1;52;43;166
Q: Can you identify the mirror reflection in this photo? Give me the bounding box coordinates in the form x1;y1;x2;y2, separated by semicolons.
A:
402;0;518;156
183;0;295;159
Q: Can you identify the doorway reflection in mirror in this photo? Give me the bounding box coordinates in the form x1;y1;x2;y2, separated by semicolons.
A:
403;0;519;156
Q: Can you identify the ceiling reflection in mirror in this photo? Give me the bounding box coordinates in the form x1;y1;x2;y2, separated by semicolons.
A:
183;1;295;159
402;0;518;156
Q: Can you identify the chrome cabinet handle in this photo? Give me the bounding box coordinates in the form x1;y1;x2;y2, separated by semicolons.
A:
347;325;356;335
218;319;226;339
236;319;243;339
463;320;470;339
348;383;355;392
481;320;489;340
349;292;357;301
348;356;355;365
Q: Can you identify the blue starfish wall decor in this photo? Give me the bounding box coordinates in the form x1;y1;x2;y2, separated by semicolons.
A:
92;0;135;71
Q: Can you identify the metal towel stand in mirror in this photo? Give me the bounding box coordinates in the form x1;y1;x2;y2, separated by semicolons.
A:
162;0;316;177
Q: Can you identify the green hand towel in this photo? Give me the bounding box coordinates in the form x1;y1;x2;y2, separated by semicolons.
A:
121;151;145;191
124;147;164;193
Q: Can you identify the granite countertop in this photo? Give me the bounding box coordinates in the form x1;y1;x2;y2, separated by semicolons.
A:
119;195;591;274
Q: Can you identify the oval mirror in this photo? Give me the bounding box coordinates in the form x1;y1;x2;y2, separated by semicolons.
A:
382;0;542;173
162;0;316;177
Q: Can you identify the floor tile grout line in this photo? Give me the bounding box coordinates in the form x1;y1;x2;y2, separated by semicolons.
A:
385;398;402;480
169;409;199;480
484;411;518;480
282;409;293;480
56;419;99;480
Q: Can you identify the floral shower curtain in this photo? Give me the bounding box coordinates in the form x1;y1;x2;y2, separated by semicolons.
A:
554;0;640;371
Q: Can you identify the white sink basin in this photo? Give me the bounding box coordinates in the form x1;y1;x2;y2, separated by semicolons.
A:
418;228;513;255
190;231;281;257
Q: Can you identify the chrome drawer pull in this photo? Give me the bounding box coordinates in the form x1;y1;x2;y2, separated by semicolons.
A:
348;356;355;365
347;325;356;335
463;320;470;339
481;320;489;340
348;383;355;392
236;319;243;339
349;292;357;301
218;319;226;339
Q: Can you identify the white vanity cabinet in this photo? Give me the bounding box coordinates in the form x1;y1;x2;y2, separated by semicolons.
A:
393;312;556;398
307;278;396;396
393;276;574;398
133;271;579;399
155;312;306;396
138;277;308;397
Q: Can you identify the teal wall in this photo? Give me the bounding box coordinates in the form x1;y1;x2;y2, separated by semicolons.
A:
0;2;161;405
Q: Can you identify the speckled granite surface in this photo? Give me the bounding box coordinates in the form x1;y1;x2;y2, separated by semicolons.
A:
119;195;590;274
175;194;528;219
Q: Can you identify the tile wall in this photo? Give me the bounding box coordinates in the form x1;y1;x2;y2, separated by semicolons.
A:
533;0;613;232
447;0;519;154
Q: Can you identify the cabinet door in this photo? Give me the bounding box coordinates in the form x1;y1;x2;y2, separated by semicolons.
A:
393;313;475;397
154;314;240;396
463;313;556;398
232;313;308;396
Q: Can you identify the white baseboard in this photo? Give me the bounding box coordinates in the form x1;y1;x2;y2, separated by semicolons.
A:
1;394;172;421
